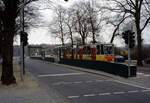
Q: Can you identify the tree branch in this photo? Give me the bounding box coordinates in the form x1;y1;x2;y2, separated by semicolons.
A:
141;16;150;32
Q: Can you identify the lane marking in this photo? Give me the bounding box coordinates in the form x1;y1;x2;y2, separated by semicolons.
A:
83;94;96;97
67;96;80;99
38;72;85;77
142;90;150;92
74;81;83;84
113;92;125;95
114;80;150;90
85;81;93;83
95;79;113;82
127;90;139;93
105;80;113;82
143;74;150;77
67;90;150;99
51;79;113;86
137;72;144;75
95;80;103;82
137;72;150;77
63;82;72;85
99;93;111;96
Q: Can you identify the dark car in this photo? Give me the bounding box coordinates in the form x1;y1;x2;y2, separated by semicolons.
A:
115;55;125;62
144;58;150;64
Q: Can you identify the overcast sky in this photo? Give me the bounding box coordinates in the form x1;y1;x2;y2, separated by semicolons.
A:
14;0;150;47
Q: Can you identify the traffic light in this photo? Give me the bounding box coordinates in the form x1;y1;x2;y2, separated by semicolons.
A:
129;31;135;48
122;31;129;44
21;31;28;46
122;30;135;48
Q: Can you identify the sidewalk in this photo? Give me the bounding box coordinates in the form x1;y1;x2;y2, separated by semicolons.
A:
0;62;68;103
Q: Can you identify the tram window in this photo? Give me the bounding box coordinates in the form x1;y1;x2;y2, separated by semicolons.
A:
101;45;104;54
83;46;86;54
87;46;91;54
104;46;113;55
97;45;100;54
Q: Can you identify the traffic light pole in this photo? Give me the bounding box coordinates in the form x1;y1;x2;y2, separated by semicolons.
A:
22;0;25;75
128;33;131;77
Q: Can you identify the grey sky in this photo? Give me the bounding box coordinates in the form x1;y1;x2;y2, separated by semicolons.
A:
14;0;150;47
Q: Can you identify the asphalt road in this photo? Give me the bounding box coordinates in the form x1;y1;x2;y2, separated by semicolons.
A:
25;58;150;103
137;65;150;74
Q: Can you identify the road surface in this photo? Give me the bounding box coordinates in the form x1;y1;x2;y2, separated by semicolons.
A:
25;58;150;103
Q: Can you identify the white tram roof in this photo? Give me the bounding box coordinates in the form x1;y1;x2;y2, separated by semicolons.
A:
54;43;114;49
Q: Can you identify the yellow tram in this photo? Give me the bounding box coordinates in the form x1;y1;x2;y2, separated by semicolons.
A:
60;43;114;62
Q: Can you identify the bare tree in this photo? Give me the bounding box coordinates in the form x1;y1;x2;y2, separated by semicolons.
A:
64;9;76;47
86;1;104;44
72;1;90;45
105;0;150;65
49;5;66;45
108;13;130;43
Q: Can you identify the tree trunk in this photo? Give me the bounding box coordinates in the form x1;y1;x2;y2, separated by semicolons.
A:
134;6;143;66
71;34;74;58
136;29;143;66
135;20;143;66
82;36;85;45
92;33;96;44
0;0;17;85
1;31;16;85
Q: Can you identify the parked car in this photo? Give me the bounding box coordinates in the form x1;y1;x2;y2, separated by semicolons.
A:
144;58;150;64
115;55;125;62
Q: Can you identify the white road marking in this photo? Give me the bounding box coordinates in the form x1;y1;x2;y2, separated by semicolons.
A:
74;81;83;84
141;90;150;92
83;94;96;97
38;72;85;77
63;82;72;85
99;93;111;96
67;96;80;99
113;92;125;95
52;79;113;86
95;80;103;82
105;80;113;82
67;89;150;99
137;72;150;77
127;90;139;93
85;81;93;83
114;80;150;90
137;72;144;75
143;74;150;77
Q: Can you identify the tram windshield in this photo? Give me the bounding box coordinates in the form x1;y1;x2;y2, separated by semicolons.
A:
104;44;114;55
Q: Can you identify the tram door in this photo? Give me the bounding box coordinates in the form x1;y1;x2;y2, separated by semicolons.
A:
78;46;83;59
91;45;96;60
104;44;114;62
